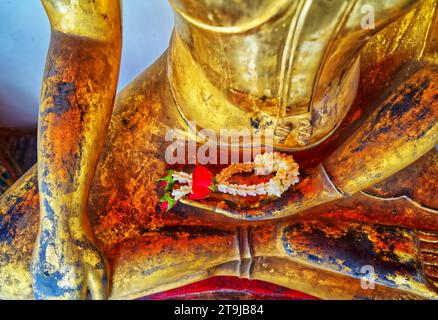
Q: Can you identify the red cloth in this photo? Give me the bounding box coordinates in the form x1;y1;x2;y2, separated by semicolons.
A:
142;276;318;300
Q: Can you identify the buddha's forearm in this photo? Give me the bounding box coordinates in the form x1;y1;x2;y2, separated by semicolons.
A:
31;1;122;299
41;0;122;41
38;1;122;229
323;65;438;196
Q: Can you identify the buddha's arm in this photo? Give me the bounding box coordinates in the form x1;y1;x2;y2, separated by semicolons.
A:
289;64;437;217
323;65;437;195
31;0;122;299
321;0;438;197
288;64;437;217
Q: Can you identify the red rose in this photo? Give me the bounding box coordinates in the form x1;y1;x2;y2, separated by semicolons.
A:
160;201;169;211
189;166;216;200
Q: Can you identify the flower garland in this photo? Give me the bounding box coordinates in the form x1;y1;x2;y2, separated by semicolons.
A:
159;152;299;212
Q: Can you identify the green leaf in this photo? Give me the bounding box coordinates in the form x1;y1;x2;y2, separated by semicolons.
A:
162;192;172;201
158;170;175;192
159;192;178;212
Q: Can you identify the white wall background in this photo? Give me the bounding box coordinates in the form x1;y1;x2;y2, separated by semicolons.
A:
0;0;174;128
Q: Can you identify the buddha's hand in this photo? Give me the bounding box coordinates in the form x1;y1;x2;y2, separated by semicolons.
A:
30;218;108;300
181;164;343;221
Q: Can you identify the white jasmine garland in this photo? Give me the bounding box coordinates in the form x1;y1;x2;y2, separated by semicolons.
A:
171;185;192;200
168;152;299;200
172;171;192;184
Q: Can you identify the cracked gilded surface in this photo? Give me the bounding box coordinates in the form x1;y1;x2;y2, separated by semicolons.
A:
0;0;437;300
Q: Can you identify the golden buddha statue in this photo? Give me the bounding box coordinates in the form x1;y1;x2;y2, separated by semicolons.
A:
0;0;437;299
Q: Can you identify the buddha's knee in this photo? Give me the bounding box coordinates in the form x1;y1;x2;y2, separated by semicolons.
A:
0;165;39;299
277;219;438;298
